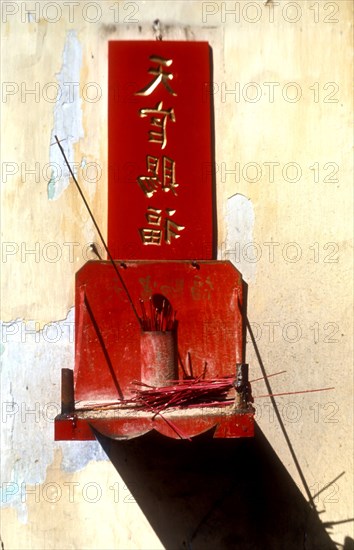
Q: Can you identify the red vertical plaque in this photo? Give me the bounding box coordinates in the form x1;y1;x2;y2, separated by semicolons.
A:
108;41;214;260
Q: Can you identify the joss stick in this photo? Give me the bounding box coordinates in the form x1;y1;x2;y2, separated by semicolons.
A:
249;370;287;383
54;135;141;326
138;396;191;441
139;297;177;332
139;300;148;330
255;386;335;399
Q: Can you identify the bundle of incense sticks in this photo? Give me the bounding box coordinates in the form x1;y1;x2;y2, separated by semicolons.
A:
139;297;176;331
131;377;332;414
132;378;234;412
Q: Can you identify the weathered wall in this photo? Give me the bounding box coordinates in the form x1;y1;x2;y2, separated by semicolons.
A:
1;1;353;549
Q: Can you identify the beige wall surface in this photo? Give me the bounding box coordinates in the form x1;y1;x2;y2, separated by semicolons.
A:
1;1;353;549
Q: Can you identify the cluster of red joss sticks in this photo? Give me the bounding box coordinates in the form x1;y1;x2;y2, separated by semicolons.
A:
139;298;176;331
132;378;234;412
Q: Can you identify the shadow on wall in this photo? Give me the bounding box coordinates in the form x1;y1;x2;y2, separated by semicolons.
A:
95;425;348;550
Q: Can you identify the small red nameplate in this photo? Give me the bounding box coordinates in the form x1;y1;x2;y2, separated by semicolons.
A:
108;41;214;259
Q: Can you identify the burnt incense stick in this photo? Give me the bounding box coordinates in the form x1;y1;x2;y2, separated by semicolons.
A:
254;386;335;399
249;370;287;383
54;135;141;325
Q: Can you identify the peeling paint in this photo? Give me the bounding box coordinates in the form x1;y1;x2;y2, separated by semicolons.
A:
221;194;256;283
60;441;108;473
48;30;83;200
0;308;107;523
47;169;56;200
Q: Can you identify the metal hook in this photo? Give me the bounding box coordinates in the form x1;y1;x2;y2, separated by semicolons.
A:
89;243;102;260
153;19;162;41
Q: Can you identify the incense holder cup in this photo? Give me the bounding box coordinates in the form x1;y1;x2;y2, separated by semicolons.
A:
140;331;178;387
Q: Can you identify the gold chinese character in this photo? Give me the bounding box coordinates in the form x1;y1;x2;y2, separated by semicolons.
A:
137;155;178;198
135;56;177;97
139;228;162;245
191;275;214;300
145;206;162;226
139;207;185;245
137;156;160;198
164;209;185;244
162;157;178;195
139;101;176;149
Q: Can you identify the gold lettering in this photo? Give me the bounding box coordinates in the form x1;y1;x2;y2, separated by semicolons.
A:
135;56;177;97
139;101;176;149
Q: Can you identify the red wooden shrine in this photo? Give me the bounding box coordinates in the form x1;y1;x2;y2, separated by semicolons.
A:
54;40;254;441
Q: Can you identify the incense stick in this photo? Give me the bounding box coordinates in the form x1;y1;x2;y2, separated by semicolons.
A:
139;296;176;331
255;386;335;398
249;370;287;383
54;135;141;325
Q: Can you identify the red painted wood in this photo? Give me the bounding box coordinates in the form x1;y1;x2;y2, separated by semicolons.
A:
54;416;96;441
108;41;214;260
53;260;254;441
73;260;244;405
54;411;254;441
